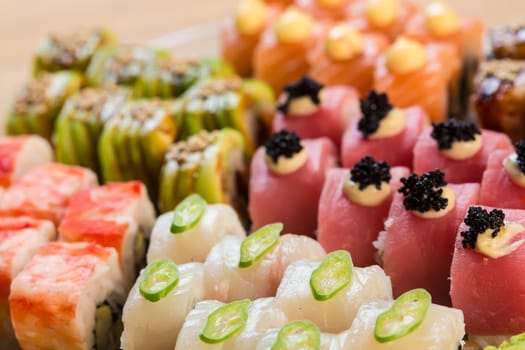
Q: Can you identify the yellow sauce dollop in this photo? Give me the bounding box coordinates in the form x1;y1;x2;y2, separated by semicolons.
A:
476;223;525;259
343;176;391;207
425;1;460;37
368;108;406;139
412;186;455;219
504;153;525;188
275;8;314;44
365;0;399;29
235;0;267;36
265;148;308;175
325;24;364;61
440;134;483;160
386;37;427;75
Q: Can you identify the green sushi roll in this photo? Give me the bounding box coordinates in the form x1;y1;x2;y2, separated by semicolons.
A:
7;71;83;140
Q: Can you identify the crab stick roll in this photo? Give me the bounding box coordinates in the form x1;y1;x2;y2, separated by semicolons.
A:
253;7;326;94
274;251;392;333
413;120;513;184
249;131;337;237
341;290;465;349
381;170;479;305
272;76;360;148
147;194;245;264
204;224;325;301
0;163;97;225
341;90;430;168
121;261;206;350
317;157;409;266
374;37;461;122
0;217;56;349
9;242;126;350
308;24;388;96
0;135;52;188
294;0;353;21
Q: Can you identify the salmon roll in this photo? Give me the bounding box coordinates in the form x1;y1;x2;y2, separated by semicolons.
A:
404;1;484;117
489;25;525;59
9;242;126;350
294;0;353;21
0;135;52;188
0;217;56;349
374;37;461;122
308;24;388;96
254;7;326;94
0;163;97;225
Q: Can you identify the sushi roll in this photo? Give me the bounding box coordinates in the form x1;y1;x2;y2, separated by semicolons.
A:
147;194;246;264
0;217;56;349
294;0;353;21
121;261;206;350
480;333;525;350
58;181;156;284
472;60;525;142
0;135;53;188
413;119;513;184
9;242;126;350
54;86;130;173
307;24;388;96
340;290;465;349
317;157;410;266
451;206;525;336
204;224;325;301
346;0;419;41
381;169;479;305
272;76;360;148
249;130;337;236
274;251;392;333
341;90;430;168
33;28;116;75
7;71;83;140
253;7;326;94
374;37;461;122
158;129;247;218
0;163;97;225
488;25;525;59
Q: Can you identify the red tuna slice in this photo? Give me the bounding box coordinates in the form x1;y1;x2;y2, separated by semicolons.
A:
479;150;525;209
272;85;360;148
382;183;480;305
249;138;337;237
317;166;410;267
341;106;430;169
413;128;513;184
451;206;525;335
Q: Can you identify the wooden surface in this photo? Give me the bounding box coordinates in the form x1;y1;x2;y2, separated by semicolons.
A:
0;0;524;118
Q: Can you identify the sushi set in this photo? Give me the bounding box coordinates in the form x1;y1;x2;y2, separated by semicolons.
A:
2;0;525;349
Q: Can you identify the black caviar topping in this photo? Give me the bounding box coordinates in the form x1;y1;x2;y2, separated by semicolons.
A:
430;119;481;150
398;169;448;213
277;76;324;114
515;140;525;174
350;156;391;190
460;207;505;249
358;90;394;139
265;130;304;163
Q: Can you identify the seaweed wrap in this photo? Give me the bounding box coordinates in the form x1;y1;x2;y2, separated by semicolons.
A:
33;28;116;76
54;86;130;173
7;71;83;140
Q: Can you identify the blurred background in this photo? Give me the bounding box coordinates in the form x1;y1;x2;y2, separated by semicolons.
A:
0;0;523;115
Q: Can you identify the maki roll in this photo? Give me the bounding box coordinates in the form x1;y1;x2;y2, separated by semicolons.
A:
33;28;115;75
58;181;156;285
121;261;206;350
488;25;525;59
7;72;83;140
341;90;430;168
147;194;246;264
317;157;409;266
9;242;126;350
158;129;247;217
272;76;360;148
54;86;130;173
249;130;337;237
0;217;56;349
0;163;97;225
413;119;512;184
307;24;388;96
381;170;479;305
0;135;53;188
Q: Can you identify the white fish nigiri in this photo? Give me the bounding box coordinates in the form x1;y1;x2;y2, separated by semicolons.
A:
121;262;206;350
255;326;341;350
147;203;245;264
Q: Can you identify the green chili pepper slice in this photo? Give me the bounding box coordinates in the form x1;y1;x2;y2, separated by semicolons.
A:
139;259;179;302
271;320;321;350
170;193;207;233
309;250;353;301
199;299;251;344
239;223;283;268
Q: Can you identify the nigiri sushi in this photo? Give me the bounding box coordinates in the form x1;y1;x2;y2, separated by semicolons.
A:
413;120;513;184
9;242;126;350
249;130;337;236
272;76;360;147
317;157;409;266
294;0;353;21
255;320;339;350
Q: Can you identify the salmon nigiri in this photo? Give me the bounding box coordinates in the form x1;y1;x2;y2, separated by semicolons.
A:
308;23;388;96
294;0;353;21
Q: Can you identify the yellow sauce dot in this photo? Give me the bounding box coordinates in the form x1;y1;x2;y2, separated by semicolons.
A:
275;8;314;44
365;0;399;28
425;1;460;37
235;0;267;36
325;24;364;61
386;37;427;75
265;148;308;175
